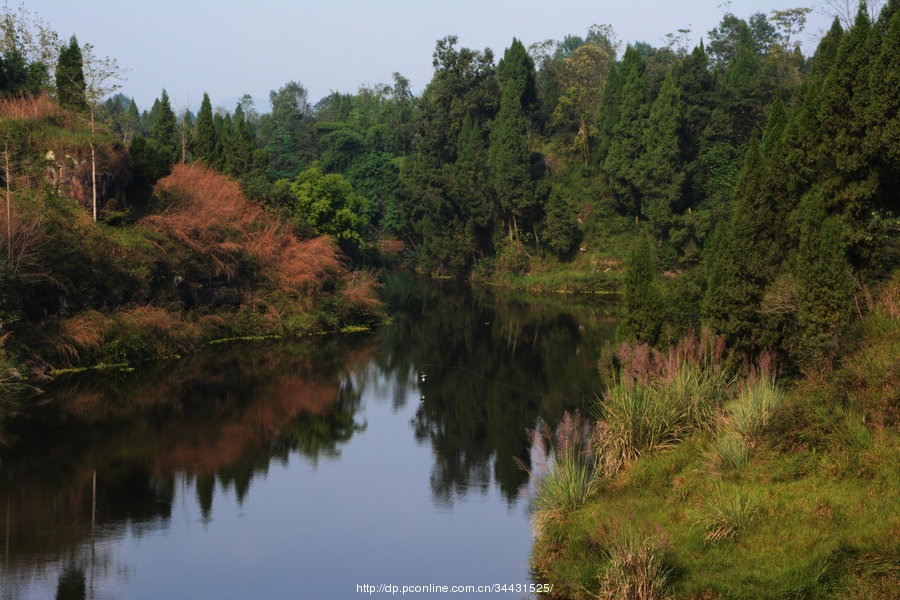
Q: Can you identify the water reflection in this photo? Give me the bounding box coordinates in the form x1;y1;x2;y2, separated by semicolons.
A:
381;274;614;507
0;277;616;598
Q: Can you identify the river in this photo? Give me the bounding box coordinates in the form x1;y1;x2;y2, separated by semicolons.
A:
0;276;616;599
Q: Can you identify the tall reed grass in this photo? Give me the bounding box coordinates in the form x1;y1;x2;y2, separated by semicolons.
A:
729;376;785;445
521;412;597;532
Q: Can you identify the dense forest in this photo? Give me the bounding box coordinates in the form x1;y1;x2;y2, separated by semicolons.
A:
0;1;898;597
93;1;898;374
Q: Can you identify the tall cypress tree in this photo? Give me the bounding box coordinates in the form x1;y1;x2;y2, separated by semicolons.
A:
195;92;217;163
622;232;664;344
604;45;649;222
55;35;86;112
638;70;684;239
496;37;537;120
795;187;852;370
489;51;533;240
150;89;178;164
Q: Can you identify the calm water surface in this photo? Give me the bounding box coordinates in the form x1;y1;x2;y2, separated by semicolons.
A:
0;278;616;599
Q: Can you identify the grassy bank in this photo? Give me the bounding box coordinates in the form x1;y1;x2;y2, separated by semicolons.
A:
528;278;900;599
471;252;624;295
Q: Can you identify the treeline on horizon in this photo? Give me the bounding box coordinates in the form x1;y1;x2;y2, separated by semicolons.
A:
2;1;899;374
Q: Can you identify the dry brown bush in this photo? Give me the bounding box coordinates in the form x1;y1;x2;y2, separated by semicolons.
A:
0;93;66;122
144;164;342;293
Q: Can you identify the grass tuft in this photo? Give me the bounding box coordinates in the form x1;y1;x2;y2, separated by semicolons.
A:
597;525;672;600
697;484;761;541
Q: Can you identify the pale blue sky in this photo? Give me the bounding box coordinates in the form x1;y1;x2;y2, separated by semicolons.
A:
25;0;838;112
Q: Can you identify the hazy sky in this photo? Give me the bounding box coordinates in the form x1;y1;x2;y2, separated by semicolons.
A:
24;0;838;113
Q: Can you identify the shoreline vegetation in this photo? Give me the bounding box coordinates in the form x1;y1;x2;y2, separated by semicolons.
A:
0;2;898;598
526;276;899;599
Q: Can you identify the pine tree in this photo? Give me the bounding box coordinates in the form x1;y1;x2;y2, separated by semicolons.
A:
195;92;217;163
496;37;537;120
795;187;852;371
488;70;532;239
638;70;684;239
621;232;664;343
604;46;649;222
150;89;178;164
542;187;580;259
55;35;86;112
453;113;494;237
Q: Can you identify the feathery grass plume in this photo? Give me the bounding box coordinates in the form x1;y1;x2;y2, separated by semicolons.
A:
596;524;672;600
519;411;597;532
697;484;761;541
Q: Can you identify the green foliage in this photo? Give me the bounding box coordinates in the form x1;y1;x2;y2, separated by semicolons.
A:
603;46;649;220
194;92;216;163
150;89;178;164
621;233;663;343
795;189;853;370
55;35;86;111
596;526;672;600
489;73;533;237
415;35;498;165
288;166;369;249
542;187;580;259
728;376;785;444
128;135;171;187
638;70;684;238
697;484;761;541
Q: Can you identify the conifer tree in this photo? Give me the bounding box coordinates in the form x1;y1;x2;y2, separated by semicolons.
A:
621;232;663;343
638;70;684;239
593;60;622;167
489;67;533;240
603;45;649;222
55;35;86;111
194;92;217;163
795;187;852;370
496;37;537;120
150;89;178;164
453;113;494;247
542;188;580;259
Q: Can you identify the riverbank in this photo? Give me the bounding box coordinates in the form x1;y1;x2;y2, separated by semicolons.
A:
470;252;624;295
529;275;900;599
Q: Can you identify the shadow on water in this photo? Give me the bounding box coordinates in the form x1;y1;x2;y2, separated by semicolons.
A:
379;272;616;507
0;275;617;597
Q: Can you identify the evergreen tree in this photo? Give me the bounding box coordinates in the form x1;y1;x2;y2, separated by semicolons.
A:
452;113;494;254
621;232;664;343
496;37;537;119
542;187;580;259
638;70;684;239
604;45;649;221
489;48;534;240
795;187;852;370
594;59;623;167
195;92;217;163
150;89;178;164
55;35;86;111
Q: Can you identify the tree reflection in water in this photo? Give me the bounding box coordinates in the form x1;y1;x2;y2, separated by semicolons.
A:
0;276;616;597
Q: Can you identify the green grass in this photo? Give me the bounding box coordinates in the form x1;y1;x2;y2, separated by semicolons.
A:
728;377;785;444
531;289;900;598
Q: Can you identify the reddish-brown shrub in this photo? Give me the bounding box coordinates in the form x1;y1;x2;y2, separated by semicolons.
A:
144;164;343;293
0;93;66;122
